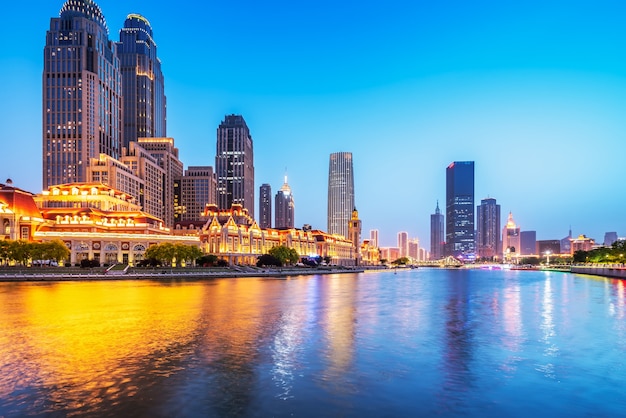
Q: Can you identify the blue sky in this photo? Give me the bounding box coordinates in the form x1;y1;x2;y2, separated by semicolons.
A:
1;0;625;247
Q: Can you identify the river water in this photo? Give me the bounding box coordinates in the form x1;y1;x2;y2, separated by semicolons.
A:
0;269;624;417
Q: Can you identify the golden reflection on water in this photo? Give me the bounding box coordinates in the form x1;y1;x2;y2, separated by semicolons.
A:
0;281;204;414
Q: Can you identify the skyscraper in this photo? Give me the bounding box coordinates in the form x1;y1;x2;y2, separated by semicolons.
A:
445;161;475;259
43;0;122;188
520;230;537;255
117;14;166;147
397;231;409;258
430;201;444;260
259;184;272;229
370;229;379;248
476;197;501;259
216;115;255;218
275;176;294;229
177;166;216;223
327;152;354;238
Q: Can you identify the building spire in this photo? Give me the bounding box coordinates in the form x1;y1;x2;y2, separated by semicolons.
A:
435;200;440;215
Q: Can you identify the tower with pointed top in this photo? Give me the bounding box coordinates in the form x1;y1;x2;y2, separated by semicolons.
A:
502;212;521;261
348;207;362;265
43;0;123;188
275;175;294;229
430;201;444;260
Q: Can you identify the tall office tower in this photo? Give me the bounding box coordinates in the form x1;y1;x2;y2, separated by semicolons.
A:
430;201;444;260
370;229;379;248
520;230;537;255
216;115;255;218
43;0;122;188
177;166;216;223
259;184;272;229
502;212;521;260
397;231;409;258
408;238;420;261
137;137;183;227
560;227;572;254
121;141;165;221
604;232;618;247
274;176;295;229
348;208;362;265
476;197;501;259
327;152;354;238
445;161;475;259
117;14;166;147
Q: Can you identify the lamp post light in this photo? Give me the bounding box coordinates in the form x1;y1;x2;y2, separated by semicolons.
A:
545;250;551;266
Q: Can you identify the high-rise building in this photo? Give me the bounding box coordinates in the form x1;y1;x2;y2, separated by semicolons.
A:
117;14;166;147
430;201;444;260
327;152;354;238
604;232;618;247
476;197;501;259
445;161;475;259
43;0;123;188
137;137;183;228
122;141;165;222
259;184;272;229
215;115;255;218
177;166;216;223
502;212;521;261
275;176;294;229
370;229;379;248
408;238;420;261
520;230;537;255
397;231;409;258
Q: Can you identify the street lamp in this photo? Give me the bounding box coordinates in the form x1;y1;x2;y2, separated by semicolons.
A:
545;250;551;266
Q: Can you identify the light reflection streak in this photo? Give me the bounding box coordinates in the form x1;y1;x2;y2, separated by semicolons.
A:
538;276;558;379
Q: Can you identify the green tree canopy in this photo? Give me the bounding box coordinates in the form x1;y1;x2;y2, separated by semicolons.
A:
268;245;299;266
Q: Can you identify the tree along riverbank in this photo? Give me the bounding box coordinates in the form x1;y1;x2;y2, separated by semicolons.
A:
0;265;365;282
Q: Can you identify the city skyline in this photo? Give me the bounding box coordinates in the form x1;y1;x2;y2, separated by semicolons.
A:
2;1;625;246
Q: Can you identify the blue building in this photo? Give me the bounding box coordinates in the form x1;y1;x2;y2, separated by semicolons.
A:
430;201;444;260
445;161;475;259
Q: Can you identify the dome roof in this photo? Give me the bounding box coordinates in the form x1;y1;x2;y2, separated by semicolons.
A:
60;0;108;33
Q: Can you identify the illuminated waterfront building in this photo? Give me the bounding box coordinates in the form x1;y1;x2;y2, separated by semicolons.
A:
570;234;595;254
117;14;166;146
1;180;45;241
32;183;198;266
215;115;255;219
520;231;537;255
537;240;560;257
176;166;216;223
327;152;354;238
43;0;123;188
259;184;272;229
275;176;294;229
369;229;379;248
445;161;475;259
476;197;501;259
397;231;409;258
137;137;183;228
408;238;419;261
502;212;521;261
430;201;444;260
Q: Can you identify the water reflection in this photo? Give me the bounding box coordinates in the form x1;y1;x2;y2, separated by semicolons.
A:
1;271;626;417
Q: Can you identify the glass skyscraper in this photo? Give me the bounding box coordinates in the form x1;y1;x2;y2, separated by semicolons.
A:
43;0;122;188
477;197;501;259
117;14;166;147
215;115;255;218
259;184;272;229
445;161;475;259
327;152;354;238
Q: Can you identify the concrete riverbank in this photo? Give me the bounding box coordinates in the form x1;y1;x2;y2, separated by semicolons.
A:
0;266;365;282
571;265;626;279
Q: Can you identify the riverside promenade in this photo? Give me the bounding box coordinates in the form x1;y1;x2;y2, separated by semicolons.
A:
571;264;626;279
0;265;364;282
